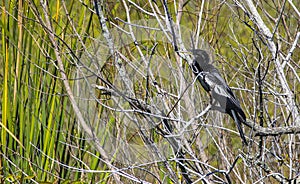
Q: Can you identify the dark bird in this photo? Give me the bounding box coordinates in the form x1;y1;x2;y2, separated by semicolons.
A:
191;49;248;145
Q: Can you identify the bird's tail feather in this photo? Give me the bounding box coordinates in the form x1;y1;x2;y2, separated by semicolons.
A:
231;110;248;145
235;118;248;145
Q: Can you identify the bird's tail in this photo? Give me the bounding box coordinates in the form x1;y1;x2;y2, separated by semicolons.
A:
235;117;248;145
231;110;248;145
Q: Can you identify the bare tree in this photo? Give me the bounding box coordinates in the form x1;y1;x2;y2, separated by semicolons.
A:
72;0;300;183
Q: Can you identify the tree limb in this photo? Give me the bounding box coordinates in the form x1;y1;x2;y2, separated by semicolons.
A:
244;120;300;137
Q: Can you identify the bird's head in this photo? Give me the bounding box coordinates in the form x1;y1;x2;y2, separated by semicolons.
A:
191;49;210;64
190;49;211;73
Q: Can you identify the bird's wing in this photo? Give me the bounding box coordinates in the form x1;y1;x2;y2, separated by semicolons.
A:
202;72;242;109
193;62;245;120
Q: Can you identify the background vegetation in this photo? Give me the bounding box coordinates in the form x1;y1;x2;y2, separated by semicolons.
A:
1;0;299;183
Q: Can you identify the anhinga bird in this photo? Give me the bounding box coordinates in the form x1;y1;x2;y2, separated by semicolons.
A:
191;49;248;145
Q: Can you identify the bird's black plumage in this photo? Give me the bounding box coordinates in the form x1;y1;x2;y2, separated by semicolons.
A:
191;49;247;145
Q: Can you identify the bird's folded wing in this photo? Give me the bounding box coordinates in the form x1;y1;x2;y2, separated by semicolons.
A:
202;72;242;109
